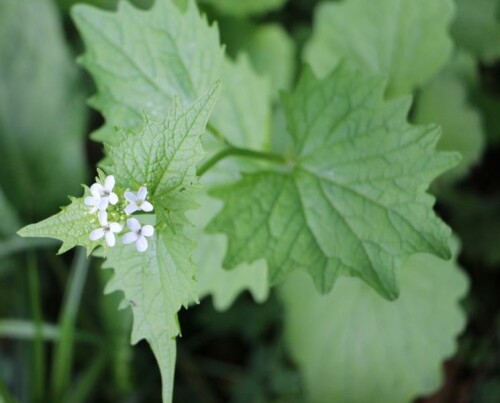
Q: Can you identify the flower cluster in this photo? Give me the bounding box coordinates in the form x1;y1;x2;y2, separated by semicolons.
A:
86;175;155;252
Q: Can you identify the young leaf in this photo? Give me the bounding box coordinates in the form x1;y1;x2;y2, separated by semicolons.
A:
18;196;97;254
304;0;455;96
72;0;224;143
280;239;468;403
209;66;458;300
104;83;221;200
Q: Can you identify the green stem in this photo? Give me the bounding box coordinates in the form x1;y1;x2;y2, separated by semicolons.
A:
27;252;45;403
50;248;89;402
197;147;286;177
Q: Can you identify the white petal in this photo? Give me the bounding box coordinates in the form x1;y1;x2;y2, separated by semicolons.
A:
124;191;137;203
109;222;123;233
141;225;154;237
108;192;118;205
90;183;103;197
127;217;141;232
137;186;147;201
104;175;115;192
98;198;109;211
89;228;105;241
89;206;98;214
84;196;97;207
136;236;148;252
124;203;139;215
140;201;153;212
98;211;108;227
105;231;116;247
123;232;139;244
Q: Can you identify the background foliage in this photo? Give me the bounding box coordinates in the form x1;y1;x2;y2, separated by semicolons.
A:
1;0;500;402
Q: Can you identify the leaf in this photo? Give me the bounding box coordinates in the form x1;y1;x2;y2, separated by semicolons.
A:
243;24;297;95
188;192;269;311
0;0;88;219
304;0;455;96
102;85;219;402
72;0;224;143
280;239;468;403
414;52;485;183
198;0;288;16
209;56;271;151
452;0;500;63
105;83;221;200
209;66;458;300
18;195;97;255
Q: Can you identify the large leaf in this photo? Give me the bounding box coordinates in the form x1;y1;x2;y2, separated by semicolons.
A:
0;0;87;219
280;240;468;403
304;0;455;96
72;0;224;143
209;66;458;300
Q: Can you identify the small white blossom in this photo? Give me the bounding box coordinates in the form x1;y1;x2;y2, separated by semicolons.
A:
124;186;153;215
122;218;154;252
84;192;102;214
89;175;119;211
89;211;123;247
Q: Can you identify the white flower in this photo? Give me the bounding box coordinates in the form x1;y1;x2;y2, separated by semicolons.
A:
84;192;102;214
89;211;123;247
124;186;153;215
90;175;119;211
122;218;154;252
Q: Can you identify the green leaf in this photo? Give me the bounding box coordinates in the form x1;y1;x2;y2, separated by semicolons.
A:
452;0;500;63
198;0;288;16
209;56;271;150
18;195;97;255
0;0;88;219
243;24;296;95
280;239;468;403
72;0;224;143
304;0;455;96
209;66;458;299
414;53;485;183
102;85;219;401
189;192;268;311
105;83;221;199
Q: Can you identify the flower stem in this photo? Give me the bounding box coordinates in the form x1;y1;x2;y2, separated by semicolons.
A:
197;147;286;177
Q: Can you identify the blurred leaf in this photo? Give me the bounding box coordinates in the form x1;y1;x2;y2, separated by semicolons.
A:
452;0;500;63
72;0;224;143
243;24;296;95
209;56;271;150
304;0;455;96
198;0;288;16
414;52;485;182
0;0;87;220
189;192;269;311
280;239;468;403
